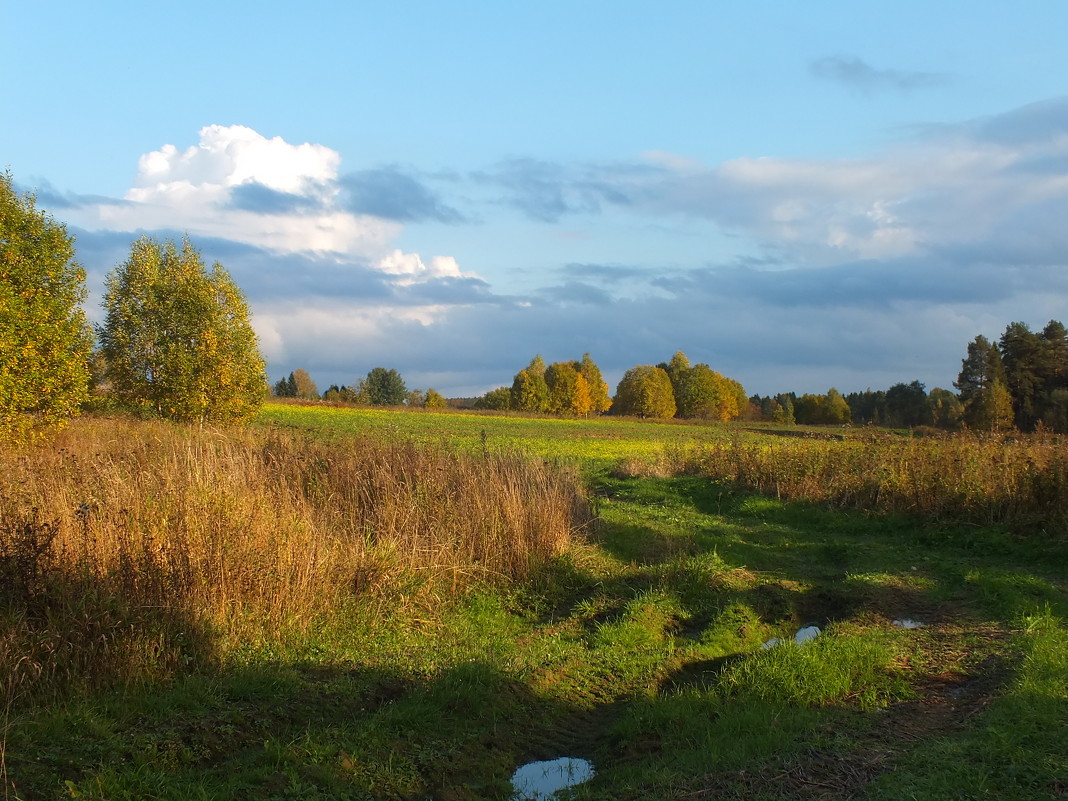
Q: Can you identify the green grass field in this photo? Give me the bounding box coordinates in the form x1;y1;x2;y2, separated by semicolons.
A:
260;401;740;469
4;404;1066;800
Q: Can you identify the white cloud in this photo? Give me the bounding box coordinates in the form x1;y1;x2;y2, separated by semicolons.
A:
67;125;479;277
377;249;465;284
130;124;339;198
614;124;1068;267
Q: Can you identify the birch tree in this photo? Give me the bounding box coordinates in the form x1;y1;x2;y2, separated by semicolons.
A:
99;236;266;423
0;172;92;443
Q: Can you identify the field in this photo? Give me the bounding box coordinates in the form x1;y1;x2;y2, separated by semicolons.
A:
2;403;1066;800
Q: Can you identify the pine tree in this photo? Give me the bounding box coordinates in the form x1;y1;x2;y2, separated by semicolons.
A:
955;335;1012;431
999;322;1041;430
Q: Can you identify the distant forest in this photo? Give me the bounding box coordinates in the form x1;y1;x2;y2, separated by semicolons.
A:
274;319;1068;434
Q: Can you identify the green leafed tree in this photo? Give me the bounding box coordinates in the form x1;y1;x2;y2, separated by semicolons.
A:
511;356;550;412
794;388;851;425
659;351;691;406
676;363;722;419
659;351;746;421
928;387;964;430
475;386;512;410
612;365;676;419
99;236;266;424
883;381;931;428
363;367;407;406
0;172;93;443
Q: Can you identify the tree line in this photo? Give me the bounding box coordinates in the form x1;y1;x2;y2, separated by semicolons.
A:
469;351;747;420
5;166;1068;442
747;321;1068;432
264;321;1068;433
273;367;447;409
1;171;265;443
274;350;749;422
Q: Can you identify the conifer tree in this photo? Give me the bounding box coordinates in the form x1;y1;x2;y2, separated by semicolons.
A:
955;335;1012;430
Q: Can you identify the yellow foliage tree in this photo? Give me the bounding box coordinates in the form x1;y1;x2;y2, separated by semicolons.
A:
99;236;267;424
0;172;92;443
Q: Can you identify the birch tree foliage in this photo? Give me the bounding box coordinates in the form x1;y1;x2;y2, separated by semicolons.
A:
511;356;550;413
0;172;92;443
99;236;267;424
613;365;676;419
545;361;592;416
576;352;612;414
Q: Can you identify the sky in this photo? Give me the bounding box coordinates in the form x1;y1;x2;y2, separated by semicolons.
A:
4;1;1068;398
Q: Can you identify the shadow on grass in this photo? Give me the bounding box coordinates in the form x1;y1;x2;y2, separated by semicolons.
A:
589;474;1068;627
8;655;611;801
8;471;1067;801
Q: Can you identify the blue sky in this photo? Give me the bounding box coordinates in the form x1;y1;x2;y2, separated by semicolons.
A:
5;2;1068;397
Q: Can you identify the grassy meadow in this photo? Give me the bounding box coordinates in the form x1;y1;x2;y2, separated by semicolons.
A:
2;403;1066;800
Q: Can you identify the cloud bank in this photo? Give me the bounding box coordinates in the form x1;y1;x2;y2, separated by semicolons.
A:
56;99;1068;397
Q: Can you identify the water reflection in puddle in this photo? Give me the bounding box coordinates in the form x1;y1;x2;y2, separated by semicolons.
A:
510;757;595;800
762;625;821;649
892;618;924;629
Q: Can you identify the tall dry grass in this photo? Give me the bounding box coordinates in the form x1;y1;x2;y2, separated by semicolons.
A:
0;417;591;702
650;430;1068;531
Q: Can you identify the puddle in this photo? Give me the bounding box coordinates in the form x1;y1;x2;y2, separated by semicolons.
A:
892;618;924;629
510;757;595;800
762;625;821;649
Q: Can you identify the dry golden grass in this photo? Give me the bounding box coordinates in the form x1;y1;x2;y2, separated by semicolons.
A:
0;416;591;701
670;429;1068;530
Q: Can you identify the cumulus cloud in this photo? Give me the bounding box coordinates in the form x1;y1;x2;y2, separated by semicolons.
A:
809;55;945;92
130;124;338;198
61;124;483;276
60;125;397;258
